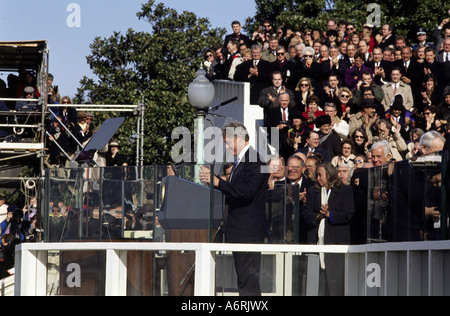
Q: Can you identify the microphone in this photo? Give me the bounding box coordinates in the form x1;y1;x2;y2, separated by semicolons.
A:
210;96;238;111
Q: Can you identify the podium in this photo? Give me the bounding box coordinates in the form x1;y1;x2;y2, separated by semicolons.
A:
159;176;224;230
159;176;224;295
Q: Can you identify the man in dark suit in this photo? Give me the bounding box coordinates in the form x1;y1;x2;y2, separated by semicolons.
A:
436;38;450;63
296;130;330;163
424;47;445;85
365;47;393;86
270;46;298;91
223;20;251;53
258;71;295;114
234;44;272;105
199;121;269;296
285;155;315;243
377;24;396;49
395;46;425;111
321;45;350;85
264;93;294;160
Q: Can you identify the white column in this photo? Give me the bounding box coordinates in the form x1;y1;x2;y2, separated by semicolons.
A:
14;246;47;296
194;244;215;296
105;249;127;296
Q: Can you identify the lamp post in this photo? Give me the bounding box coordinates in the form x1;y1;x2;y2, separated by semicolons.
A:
188;69;215;182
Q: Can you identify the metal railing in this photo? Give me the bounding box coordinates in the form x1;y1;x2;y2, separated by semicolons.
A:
13;240;450;296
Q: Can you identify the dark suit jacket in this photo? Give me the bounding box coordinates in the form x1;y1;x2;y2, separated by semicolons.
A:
425;61;450;87
436;50;450;63
302;184;355;245
269;177;315;243
258;86;295;111
270;60;298;91
264;106;293;158
319;132;342;162
264;106;293;129
321;58;350;84
223;33;251;50
394;58;424;90
365;60;393;86
234;59;272;104
217;147;269;242
296;146;331;163
377;35;396;50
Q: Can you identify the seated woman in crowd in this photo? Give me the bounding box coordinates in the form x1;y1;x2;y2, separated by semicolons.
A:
294;77;315;112
302;95;324;129
336;87;357;122
351;127;371;156
331;139;356;167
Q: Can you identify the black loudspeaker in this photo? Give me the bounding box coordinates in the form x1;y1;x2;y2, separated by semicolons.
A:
159;176;224;229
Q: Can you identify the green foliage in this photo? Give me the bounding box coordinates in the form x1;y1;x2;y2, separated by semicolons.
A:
75;0;225;165
245;0;450;45
245;0;327;32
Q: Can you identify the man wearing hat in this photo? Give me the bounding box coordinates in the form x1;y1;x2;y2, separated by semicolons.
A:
15;86;38;111
71;111;94;150
385;94;415;142
105;141;129;167
412;28;435;50
349;98;380;136
315;114;342;162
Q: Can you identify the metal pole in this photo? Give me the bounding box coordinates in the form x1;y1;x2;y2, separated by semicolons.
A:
140;97;145;167
194;113;205;184
136;100;140;166
47;108;84;149
45;131;72;161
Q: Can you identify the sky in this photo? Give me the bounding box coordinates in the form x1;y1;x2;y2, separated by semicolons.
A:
0;0;256;99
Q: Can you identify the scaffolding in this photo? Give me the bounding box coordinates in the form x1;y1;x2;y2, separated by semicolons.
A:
0;41;145;204
0;41;48;194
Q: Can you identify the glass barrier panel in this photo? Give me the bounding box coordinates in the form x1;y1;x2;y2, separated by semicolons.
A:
47;250;106;296
41;152;449;245
364;152;447;243
266;183;301;244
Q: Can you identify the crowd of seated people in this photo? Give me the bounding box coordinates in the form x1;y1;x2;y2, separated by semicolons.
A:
212;17;450;245
206;18;450;162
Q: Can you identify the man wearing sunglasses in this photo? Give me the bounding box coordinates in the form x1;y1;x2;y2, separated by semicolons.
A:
15;86;39;111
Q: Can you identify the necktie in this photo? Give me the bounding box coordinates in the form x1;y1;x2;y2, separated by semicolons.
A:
404;61;408;72
446;53;450;62
282;109;287;121
393;84;397;96
230;157;239;180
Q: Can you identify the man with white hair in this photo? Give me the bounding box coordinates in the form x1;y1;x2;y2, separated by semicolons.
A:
371;140;392;167
337;164;353;185
419;131;445;155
